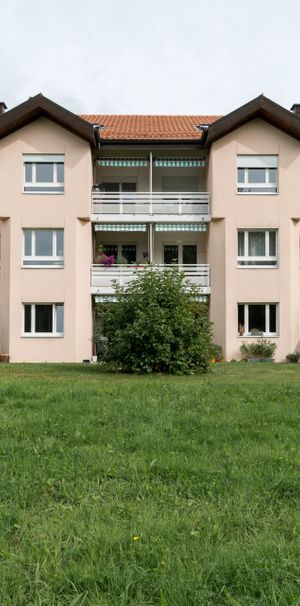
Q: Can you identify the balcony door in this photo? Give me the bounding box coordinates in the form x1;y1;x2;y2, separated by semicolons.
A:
163;244;197;265
101;182;137;193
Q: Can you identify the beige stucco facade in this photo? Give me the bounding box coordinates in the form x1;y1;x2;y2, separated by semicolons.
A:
1;95;300;362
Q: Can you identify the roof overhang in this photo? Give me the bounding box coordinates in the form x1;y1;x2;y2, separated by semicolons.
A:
207;95;300;145
0;93;96;146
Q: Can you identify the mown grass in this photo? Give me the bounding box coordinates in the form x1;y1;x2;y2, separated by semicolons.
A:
1;363;300;604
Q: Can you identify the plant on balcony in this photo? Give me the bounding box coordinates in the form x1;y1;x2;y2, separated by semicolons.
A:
240;339;277;362
95;246;116;267
96;267;212;374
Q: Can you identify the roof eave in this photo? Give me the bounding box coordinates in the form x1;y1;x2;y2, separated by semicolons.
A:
0;94;95;146
207;95;300;145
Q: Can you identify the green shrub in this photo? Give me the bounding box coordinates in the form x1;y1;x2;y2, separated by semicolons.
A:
97;267;213;374
286;352;300;363
240;339;277;360
210;343;223;361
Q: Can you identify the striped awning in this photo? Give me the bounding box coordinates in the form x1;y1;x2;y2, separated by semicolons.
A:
95;295;117;303
155;223;207;232
96;158;148;167
154;158;207;167
94;223;147;232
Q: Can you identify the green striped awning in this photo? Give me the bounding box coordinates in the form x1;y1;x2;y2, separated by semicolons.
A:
154;158;207;168
94;223;147;232
155;223;207;232
96;158;148;167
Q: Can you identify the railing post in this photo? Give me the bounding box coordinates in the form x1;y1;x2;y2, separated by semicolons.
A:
120;195;123;215
178;192;182;215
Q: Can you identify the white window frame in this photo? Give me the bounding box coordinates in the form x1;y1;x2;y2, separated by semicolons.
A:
237;155;278;194
22;229;64;268
162;242;198;265
238;303;278;337
237;230;277;267
23;154;64;194
23;303;64;337
99;242;138;263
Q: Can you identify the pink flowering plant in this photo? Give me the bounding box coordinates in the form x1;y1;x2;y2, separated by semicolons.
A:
95;246;116;267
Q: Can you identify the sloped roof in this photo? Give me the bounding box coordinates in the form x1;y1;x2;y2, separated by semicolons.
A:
0;94;95;144
80;114;221;142
207;94;300;144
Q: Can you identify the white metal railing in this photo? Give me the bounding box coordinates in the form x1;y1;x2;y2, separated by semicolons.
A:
91;264;210;289
91;192;210;216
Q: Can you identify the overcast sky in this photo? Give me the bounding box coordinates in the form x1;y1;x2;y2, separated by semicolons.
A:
2;0;300;116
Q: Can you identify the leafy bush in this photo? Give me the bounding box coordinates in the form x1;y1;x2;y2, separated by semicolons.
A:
210;343;223;362
97;267;213;374
240;339;277;360
286;352;300;363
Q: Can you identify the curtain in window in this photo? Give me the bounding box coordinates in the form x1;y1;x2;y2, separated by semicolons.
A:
248;232;265;256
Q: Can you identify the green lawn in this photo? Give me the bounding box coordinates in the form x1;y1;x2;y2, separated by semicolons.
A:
1;363;300;605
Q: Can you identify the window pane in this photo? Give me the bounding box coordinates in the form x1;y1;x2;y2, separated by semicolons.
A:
237;168;245;183
248;305;265;333
24;230;32;256
183;245;197;264
122;183;136;192
238;232;244;256
25;163;32;182
269;168;277;184
35;230;53;256
35;305;53;333
248;168;266;183
57;163;64;183
24;305;32;333
36;163;54;183
269;305;276;333
122;244;136;263
56;304;64;333
238;305;245;332
269;231;276;256
102;183;119;192
102;244;118;258
248;232;265;256
164;245;178;264
56;230;64;256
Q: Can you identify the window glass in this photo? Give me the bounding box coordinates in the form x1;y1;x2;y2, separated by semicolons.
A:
238;232;244;256
269;304;276;333
269;231;276;256
35;305;53;333
269;168;277;183
35;230;53;256
248;232;265;256
102;244;118;257
102;183;119;192
24;305;32;333
164;245;178;264
237;168;245;183
122;244;136;263
182;245;197;264
248;168;265;183
248;305;265;333
57;163;64;183
56;230;64;256
36;163;54;183
122;183;136;193
24;163;32;182
24;230;32;256
56;304;64;333
238;305;245;331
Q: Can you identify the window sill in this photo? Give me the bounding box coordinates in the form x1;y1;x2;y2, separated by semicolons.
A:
22;191;64;195
237;265;278;269
236;192;278;195
22;333;64;338
22;265;64;269
237;334;279;338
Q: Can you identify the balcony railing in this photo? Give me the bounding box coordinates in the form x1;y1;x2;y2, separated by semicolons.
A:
92;192;210;217
91;264;211;293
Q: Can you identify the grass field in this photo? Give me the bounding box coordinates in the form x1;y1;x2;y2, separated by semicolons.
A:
1;363;300;605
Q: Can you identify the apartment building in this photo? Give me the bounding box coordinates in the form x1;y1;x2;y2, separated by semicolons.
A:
0;93;300;362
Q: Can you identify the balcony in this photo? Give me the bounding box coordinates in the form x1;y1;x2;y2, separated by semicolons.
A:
91;192;210;222
91;264;211;295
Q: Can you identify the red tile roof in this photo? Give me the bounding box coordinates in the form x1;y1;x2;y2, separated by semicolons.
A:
79;114;222;141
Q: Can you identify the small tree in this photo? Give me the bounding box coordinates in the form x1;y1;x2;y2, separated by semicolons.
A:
97;267;212;374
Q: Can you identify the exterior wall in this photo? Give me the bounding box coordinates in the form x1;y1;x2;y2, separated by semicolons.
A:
0;118;93;362
208;118;300;361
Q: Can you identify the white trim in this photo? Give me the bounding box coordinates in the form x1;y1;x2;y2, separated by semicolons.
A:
23;156;64;193
23;303;64;337
22;229;64;267
237;230;277;267
238;303;278;336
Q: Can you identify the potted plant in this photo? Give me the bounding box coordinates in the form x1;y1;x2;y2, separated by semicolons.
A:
240;339;277;362
95;246;116;267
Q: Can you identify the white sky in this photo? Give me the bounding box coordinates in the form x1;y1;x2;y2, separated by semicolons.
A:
2;0;300;116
